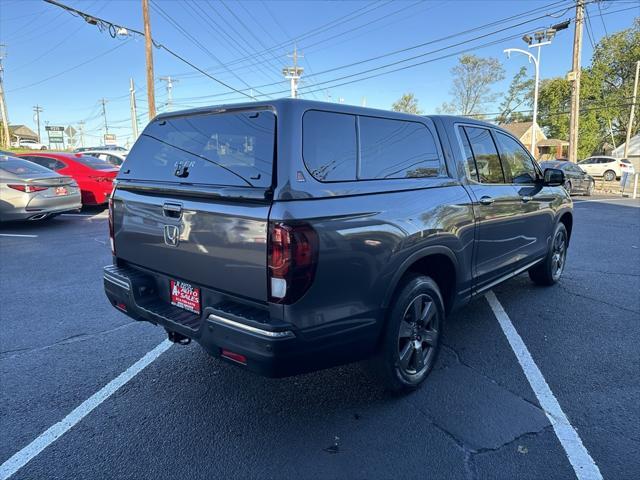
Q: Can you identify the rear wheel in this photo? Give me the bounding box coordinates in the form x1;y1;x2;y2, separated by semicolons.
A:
529;223;568;286
603;170;616;182
373;275;444;392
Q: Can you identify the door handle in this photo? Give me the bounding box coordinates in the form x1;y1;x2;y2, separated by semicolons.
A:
479;196;495;205
162;202;182;219
521;195;533;203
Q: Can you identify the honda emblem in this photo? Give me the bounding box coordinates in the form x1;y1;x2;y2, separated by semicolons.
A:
163;225;180;246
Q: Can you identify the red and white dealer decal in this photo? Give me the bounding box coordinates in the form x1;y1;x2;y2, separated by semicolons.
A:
170;280;201;314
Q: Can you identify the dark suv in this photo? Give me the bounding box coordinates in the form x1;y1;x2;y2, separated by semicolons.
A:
104;99;571;391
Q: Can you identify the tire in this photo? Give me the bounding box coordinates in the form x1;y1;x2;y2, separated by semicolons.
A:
585;180;594;196
372;274;444;392
603;170;616;182
40;146;47;150
529;222;568;286
564;180;572;195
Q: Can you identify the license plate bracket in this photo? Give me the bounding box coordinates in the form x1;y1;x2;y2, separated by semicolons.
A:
170;280;201;314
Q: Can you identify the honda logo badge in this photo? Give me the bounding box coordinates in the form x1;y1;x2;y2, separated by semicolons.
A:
163;225;180;246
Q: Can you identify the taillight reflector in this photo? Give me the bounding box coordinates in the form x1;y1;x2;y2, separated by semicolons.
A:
268;222;318;304
221;349;247;365
8;184;48;193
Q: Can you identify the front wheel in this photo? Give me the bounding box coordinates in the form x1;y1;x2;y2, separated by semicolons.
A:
564;180;572;195
585;180;594;196
529;223;568;286
373;275;444;392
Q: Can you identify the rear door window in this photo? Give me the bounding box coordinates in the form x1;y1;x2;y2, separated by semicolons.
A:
359;116;443;179
463;127;505;184
494;132;538;184
122;110;276;188
22;156;66;171
303;110;357;182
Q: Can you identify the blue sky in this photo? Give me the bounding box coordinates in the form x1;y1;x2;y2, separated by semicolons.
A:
1;0;638;146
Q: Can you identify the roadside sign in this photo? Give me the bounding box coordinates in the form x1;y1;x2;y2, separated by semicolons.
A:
104;133;117;145
46;125;64;143
65;126;77;137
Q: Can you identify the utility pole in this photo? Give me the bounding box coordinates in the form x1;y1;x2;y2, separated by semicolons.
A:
624;61;639;159
129;78;139;140
142;0;156;120
568;0;584;163
282;45;304;98
33;105;43;142
0;44;10;149
159;76;177;111
78;121;85;148
100;97;109;136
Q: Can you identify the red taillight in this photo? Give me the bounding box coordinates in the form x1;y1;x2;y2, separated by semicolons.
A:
268;222;318;304
108;197;115;255
8;184;48;193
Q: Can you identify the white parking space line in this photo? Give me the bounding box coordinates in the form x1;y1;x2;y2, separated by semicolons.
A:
0;340;172;480
0;234;38;238
486;291;602;480
59;213;108;218
573;198;639;205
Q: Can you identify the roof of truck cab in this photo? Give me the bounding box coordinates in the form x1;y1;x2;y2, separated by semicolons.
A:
152;98;495;128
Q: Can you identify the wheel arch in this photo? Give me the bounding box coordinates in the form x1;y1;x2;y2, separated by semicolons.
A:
558;210;573;242
383;246;460;315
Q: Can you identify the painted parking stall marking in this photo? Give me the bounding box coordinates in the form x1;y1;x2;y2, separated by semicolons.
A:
486;291;603;480
0;340;173;480
0;234;38;238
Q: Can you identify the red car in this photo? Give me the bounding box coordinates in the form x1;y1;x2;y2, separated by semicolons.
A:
18;152;118;205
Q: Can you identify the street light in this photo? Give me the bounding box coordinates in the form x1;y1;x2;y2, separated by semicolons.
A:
505;22;570;158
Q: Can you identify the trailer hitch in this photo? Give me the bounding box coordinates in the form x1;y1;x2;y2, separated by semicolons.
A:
166;330;191;345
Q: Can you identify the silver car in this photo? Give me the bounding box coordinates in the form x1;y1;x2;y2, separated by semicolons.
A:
0;155;82;222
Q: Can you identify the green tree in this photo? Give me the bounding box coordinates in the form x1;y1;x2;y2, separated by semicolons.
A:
537;19;639;157
497;66;534;124
439;54;505;115
392;92;422;114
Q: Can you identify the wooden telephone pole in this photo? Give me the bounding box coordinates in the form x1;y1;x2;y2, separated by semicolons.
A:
142;0;156;120
624;61;639;159
568;0;584;163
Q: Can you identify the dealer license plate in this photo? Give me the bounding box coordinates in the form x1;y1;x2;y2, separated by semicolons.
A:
170;280;201;314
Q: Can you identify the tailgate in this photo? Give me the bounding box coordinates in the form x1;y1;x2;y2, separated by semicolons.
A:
111;107;277;303
112;188;270;302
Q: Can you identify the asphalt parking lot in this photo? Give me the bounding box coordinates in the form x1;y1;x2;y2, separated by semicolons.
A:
1;197;639;480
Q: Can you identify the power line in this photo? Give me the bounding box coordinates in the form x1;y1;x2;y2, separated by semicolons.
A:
7;40;131;93
160;0;579;104
42;0;256;100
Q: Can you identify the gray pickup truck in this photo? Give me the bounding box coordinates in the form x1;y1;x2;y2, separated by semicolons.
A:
104;99;572;391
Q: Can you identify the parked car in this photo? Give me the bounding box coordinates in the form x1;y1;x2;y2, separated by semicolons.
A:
539;160;594;195
103;99;572;392
0;154;81;222
74;145;127;153
18;152;118;205
82;150;127;167
10;139;47;150
578;156;635;181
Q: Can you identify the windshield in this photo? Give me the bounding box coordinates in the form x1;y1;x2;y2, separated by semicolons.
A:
73;156;118;170
120;109;276;188
0;156;55;175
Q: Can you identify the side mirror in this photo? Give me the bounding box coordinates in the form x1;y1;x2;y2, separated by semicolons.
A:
543;168;565;186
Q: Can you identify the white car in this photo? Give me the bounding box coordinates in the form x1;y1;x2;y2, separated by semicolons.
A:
578;156;635;181
11;139;47;150
81;150;127;167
